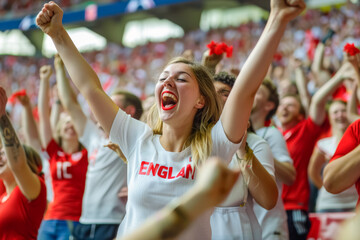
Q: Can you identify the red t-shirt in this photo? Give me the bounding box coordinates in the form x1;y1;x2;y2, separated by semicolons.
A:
0;177;47;240
330;119;360;205
280;118;323;211
0;180;5;196
44;139;88;221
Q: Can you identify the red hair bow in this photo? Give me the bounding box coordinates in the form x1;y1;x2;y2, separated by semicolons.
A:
8;89;27;104
207;41;233;58
343;43;360;56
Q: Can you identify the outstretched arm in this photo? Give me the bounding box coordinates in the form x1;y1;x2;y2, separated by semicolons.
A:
0;87;41;200
54;54;87;137
323;145;360;194
38;65;53;148
311;42;331;87
50;85;63;134
221;0;306;143
18;95;42;153
309;57;359;125
294;65;311;116
120;157;240;240
36;2;118;135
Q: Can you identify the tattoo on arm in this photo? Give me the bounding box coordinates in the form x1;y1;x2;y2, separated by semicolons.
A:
0;115;21;161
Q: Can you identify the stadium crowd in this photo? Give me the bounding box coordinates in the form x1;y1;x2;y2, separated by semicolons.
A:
1;0;360;239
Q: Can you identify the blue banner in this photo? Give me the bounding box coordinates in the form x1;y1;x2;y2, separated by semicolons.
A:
0;0;197;31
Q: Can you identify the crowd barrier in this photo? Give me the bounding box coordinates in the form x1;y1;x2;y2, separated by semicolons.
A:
307;212;356;240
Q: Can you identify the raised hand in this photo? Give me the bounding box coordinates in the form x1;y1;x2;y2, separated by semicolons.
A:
36;1;64;38
39;65;53;81
0;87;7;116
271;0;306;23
17;94;30;107
201;50;223;73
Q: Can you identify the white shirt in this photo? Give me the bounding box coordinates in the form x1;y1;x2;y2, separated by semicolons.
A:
79;119;127;224
211;133;275;240
255;126;293;240
110;110;240;239
316;136;357;212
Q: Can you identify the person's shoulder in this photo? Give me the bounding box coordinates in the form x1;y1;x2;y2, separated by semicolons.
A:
247;132;267;147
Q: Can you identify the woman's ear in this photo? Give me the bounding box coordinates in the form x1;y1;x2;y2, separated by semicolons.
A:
195;95;205;109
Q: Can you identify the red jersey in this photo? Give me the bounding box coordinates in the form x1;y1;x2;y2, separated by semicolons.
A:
330;119;360;205
44;139;88;221
280;118;323;211
0;177;47;240
0;180;5;196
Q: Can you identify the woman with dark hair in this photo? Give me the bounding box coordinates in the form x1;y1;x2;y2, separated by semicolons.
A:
0;86;47;239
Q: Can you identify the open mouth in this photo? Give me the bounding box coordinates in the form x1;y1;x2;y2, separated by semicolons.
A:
161;91;178;110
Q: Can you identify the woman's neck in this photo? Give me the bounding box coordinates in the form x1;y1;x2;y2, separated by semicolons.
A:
160;123;193;152
2;177;17;196
332;127;346;143
61;138;80;154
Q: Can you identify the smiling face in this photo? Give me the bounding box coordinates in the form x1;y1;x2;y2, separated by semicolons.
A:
276;96;304;126
56;113;78;141
329;101;349;132
155;62;205;124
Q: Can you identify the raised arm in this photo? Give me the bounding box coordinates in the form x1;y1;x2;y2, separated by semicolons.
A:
311;42;332;87
18;94;42;153
0;87;41;200
50;84;63;133
120;157;240;240
294;64;311;116
309;59;359;125
54;54;87;137
221;0;305;143
38;65;53;148
36;2;118;135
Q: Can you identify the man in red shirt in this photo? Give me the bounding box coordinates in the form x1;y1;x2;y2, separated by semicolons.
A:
277;94;323;240
278;58;359;239
324;119;360;204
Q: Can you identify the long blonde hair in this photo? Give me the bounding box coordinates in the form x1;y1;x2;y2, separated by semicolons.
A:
147;57;221;166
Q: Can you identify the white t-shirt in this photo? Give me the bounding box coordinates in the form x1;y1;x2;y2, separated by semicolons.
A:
210;133;275;240
316;136;357;212
255;126;293;240
110;110;240;239
79;119;127;224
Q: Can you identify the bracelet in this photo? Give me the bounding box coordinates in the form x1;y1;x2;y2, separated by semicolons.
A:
236;143;254;168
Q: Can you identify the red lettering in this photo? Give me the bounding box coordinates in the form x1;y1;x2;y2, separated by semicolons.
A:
185;164;196;179
146;162;160;176
168;167;176;179
176;167;185;178
158;166;168;179
139;161;149;175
